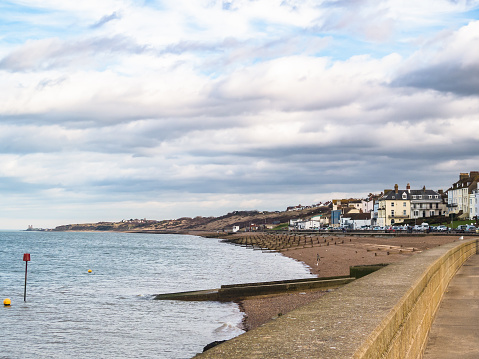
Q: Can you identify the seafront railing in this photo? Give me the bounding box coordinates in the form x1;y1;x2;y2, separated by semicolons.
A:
195;238;478;359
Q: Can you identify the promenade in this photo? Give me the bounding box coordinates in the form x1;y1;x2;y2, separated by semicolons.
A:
423;252;479;358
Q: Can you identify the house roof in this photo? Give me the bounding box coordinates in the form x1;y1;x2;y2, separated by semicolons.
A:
342;207;360;215
380;188;440;201
447;172;479;193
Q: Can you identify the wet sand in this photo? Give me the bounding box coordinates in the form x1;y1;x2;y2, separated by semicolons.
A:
238;235;461;331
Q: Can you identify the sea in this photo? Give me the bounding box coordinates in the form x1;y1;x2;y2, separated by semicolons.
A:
0;231;314;358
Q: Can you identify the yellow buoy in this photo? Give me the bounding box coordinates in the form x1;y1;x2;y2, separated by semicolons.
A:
3;298;11;306
88;269;92;273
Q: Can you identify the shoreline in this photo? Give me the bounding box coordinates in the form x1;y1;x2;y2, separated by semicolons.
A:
234;234;461;331
36;230;463;332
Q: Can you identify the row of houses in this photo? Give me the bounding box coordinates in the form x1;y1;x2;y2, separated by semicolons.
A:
291;171;479;230
286;201;331;211
374;184;447;227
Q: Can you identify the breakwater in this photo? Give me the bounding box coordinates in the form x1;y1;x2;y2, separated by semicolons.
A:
219;232;420;254
154;276;355;301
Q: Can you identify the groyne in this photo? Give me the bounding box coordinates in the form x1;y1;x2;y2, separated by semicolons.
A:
195;238;478;358
154;276;355;302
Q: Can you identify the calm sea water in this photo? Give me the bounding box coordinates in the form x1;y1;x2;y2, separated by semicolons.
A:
0;231;314;358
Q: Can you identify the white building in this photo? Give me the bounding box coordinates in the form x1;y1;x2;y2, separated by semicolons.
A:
289;219;302;226
447;171;479;218
310;214;329;226
476;189;479;219
340;213;371;230
295;220;322;230
361;199;375;213
470;184;479;219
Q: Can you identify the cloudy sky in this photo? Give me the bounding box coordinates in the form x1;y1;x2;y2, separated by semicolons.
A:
1;0;479;229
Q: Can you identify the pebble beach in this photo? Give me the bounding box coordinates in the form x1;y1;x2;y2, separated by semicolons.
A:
234;234;461;331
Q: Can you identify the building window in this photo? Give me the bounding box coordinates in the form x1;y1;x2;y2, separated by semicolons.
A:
403;202;406;207
391;202;394;207
430;211;435;216
414;211;419;216
412;195;416;199
403;210;407;215
391;210;395;216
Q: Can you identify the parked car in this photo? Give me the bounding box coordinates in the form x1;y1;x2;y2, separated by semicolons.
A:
465;225;477;232
455;224;476;232
413;223;429;231
435;225;448;232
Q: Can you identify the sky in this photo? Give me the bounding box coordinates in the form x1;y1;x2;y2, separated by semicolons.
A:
1;0;479;229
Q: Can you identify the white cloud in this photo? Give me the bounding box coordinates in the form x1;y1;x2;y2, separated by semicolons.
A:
0;1;478;229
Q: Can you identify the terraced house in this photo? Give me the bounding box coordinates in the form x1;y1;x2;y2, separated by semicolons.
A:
376;184;446;226
447;171;479;219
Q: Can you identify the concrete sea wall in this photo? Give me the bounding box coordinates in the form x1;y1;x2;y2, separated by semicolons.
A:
195;238;478;359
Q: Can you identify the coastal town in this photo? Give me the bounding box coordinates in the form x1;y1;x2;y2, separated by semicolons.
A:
286;171;479;232
44;171;479;234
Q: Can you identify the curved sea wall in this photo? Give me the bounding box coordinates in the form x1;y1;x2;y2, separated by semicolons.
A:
195;238;478;359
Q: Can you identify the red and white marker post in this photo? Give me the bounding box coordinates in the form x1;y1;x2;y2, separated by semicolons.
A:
23;253;30;302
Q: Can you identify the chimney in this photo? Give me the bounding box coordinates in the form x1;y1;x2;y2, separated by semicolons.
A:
394;184;398;194
406;183;410;193
460;173;469;180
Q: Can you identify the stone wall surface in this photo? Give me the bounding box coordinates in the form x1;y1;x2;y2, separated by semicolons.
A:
195;238;478;359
